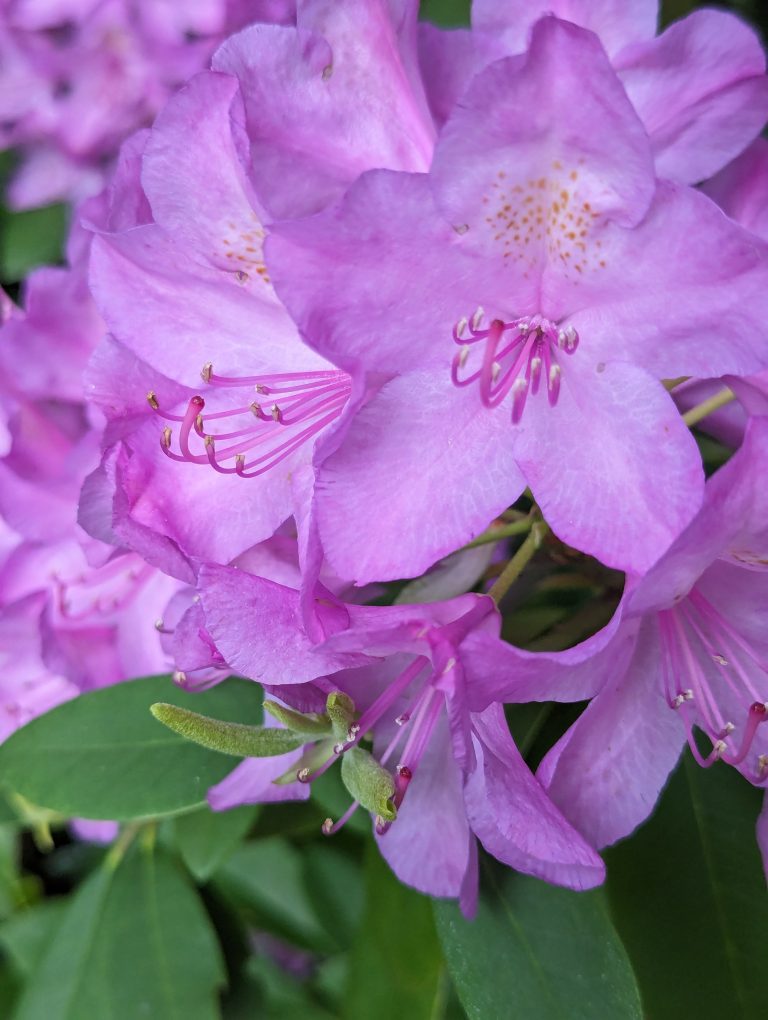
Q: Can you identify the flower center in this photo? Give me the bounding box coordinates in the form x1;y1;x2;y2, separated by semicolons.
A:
450;308;579;422
658;590;768;779
149;362;352;477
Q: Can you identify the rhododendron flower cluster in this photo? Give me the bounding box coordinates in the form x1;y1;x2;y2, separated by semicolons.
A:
2;0;768;938
0;0;270;207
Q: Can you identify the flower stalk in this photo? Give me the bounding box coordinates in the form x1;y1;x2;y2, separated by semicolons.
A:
489;520;550;604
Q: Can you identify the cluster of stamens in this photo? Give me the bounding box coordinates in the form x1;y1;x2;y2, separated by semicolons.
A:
451;307;579;422
150;362;352;478
659;589;768;779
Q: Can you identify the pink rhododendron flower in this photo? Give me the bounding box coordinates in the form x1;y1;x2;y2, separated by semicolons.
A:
0;0;261;207
193;566;605;914
210;0;435;218
464;417;768;857
0;233;182;726
425;0;768;184
85;79;345;577
675;138;768;443
85;1;436;576
268;17;768;584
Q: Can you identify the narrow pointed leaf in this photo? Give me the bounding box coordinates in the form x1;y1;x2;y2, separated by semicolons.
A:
262;700;331;736
340;748;396;820
151;703;304;757
326;692;356;739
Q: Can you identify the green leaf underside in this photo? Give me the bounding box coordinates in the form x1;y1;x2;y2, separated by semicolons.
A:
435;858;642;1020
0;675;261;821
151;703;304;757
606;754;768;1019
12;844;224;1020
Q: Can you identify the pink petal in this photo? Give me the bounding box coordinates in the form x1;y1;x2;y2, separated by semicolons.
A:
538;618;686;848
465;705;605;889
513;360;703;573
616;10;768;184
315;371;525;584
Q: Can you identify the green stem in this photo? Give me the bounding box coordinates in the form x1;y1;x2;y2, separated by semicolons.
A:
488;520;550;604
682;386;735;428
464;516;536;549
104;823;141;872
663;375;690;391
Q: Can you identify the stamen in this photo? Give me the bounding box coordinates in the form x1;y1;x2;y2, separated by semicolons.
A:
154;368;352;478
660;597;768;772
451;310;579;421
322;801;360;836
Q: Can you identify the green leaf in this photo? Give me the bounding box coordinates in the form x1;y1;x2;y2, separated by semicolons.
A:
262;701;331;736
0;828;19;921
0;900;67;978
0;675;261;821
326;692;355;739
174;805;260;883
420;0;470;27
12;840;225;1020
310;768;369;836
0;205;68;282
0;792;20;826
214;838;329;952
303;843;364;950
245;957;337;1020
606;754;768;1019
345;845;445;1020
340;747;396;821
151;703;304;757
435;858;642;1020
